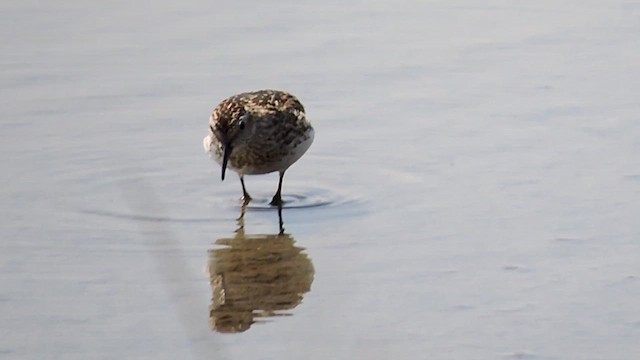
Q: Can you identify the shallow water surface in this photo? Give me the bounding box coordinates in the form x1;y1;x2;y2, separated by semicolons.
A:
1;1;640;359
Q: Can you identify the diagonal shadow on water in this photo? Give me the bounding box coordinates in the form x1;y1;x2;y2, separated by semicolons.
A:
207;205;315;333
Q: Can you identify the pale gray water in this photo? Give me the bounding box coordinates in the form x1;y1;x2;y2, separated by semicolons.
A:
2;1;639;359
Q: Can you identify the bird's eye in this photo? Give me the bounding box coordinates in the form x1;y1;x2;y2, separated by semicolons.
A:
210;125;215;132
238;120;245;130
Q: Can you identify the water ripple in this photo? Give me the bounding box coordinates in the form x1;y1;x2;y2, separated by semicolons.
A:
245;187;362;210
78;208;219;223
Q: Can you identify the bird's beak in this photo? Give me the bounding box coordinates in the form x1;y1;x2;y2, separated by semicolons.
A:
221;143;232;181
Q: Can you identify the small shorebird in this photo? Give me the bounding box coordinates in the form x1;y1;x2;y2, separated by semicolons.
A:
203;90;314;206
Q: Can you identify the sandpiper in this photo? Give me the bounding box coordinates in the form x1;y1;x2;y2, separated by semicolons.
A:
203;90;314;206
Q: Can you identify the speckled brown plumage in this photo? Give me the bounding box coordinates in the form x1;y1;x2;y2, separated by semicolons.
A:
203;90;314;206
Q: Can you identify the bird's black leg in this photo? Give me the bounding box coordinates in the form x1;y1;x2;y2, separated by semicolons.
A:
240;176;251;204
269;171;285;206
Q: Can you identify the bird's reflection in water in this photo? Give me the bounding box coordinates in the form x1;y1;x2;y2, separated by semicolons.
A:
207;205;314;333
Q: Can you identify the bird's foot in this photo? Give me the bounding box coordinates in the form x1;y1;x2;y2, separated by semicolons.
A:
269;194;283;207
242;194;252;205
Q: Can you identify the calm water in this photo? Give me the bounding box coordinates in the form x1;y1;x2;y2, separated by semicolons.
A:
2;1;639;359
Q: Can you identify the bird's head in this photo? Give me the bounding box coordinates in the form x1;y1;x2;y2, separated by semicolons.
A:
209;103;253;181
